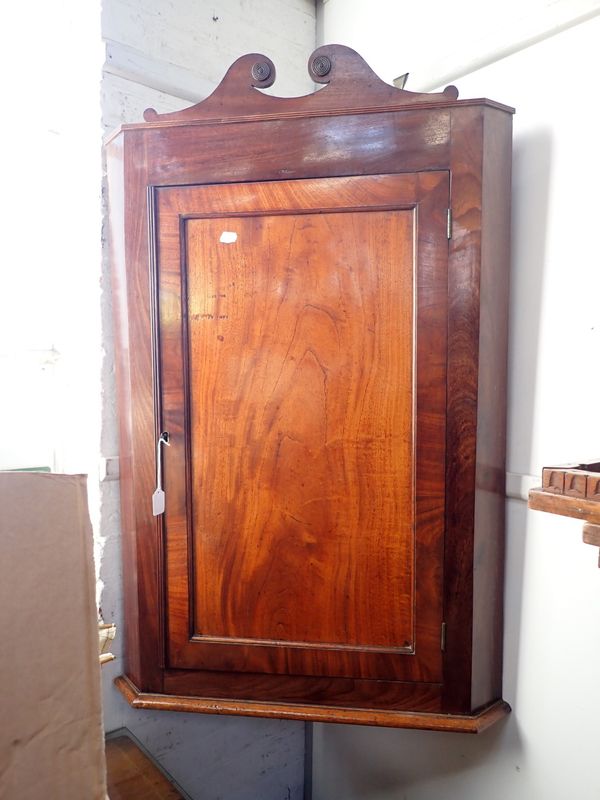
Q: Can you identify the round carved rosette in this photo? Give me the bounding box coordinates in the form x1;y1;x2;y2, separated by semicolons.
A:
251;61;272;82
310;54;332;79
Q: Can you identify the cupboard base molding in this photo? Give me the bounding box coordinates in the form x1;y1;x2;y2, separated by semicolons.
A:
115;676;510;733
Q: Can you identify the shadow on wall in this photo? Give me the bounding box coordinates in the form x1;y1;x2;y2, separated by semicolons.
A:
327;500;532;797
312;127;554;800
317;716;521;799
506;127;553;477
504;124;553;717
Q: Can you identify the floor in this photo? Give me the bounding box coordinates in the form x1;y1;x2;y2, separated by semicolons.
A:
105;732;187;800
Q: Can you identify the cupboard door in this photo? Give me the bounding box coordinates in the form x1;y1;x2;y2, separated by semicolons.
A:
155;172;448;683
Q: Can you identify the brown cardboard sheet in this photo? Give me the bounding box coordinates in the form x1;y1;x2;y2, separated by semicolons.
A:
0;472;106;800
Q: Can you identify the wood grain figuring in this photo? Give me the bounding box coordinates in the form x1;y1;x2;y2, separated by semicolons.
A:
141;111;453;187
441;105;484;712
156;172;448;683
186;210;414;651
162;669;442;711
116;676;510;733
107;137;144;689
123;134;165;691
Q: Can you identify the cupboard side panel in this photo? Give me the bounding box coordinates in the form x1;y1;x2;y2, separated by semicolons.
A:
108;132;163;691
471;108;512;710
443;108;484;712
107;136;141;687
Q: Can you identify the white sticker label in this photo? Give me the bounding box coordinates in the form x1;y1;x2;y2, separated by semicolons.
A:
219;231;238;244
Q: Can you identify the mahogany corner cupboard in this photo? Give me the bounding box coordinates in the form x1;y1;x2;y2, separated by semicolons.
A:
106;45;513;732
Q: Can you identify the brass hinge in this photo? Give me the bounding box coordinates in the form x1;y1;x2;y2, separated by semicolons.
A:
447;209;452;239
441;622;447;652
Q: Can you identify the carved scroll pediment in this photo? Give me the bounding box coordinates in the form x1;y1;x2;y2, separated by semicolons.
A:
143;44;459;123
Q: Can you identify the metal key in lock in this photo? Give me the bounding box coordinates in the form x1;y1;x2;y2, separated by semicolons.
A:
152;431;170;516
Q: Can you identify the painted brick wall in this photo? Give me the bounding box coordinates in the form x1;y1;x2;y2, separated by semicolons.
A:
100;3;316;798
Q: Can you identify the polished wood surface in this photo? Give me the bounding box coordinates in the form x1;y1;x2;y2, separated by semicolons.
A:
108;134;163;691
156;173;447;682
161;668;442;711
462;107;512;712
142;45;460;124
187;210;415;650
194;210;413;638
115;675;510;733
105;732;185;799
106;44;513;728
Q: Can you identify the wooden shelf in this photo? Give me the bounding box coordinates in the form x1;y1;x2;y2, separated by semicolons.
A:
528;489;600;524
528;461;600;566
115;676;510;735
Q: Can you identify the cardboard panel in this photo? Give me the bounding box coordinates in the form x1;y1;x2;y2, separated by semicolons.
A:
0;473;106;800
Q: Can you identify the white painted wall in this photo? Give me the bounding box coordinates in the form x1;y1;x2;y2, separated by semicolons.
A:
103;0;317;102
99;2;315;798
313;11;600;800
0;5;103;477
317;0;600;91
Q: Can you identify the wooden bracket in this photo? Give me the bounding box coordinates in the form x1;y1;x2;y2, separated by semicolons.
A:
583;523;600;568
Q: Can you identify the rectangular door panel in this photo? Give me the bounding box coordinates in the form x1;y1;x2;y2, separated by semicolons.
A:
155;173;448;682
187;210;414;651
